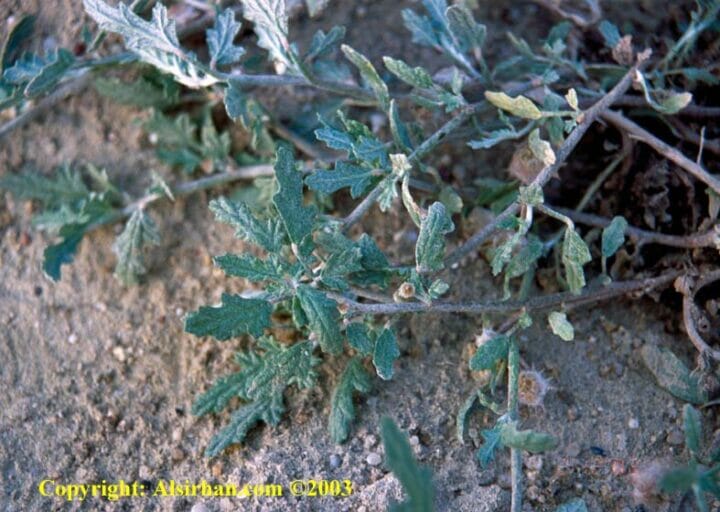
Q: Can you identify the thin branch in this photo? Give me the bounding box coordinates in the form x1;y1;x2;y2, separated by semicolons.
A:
531;0;601;28
87;164;274;231
335;270;681;316
508;338;523;512
550;207;720;249
583;94;720;119
675;271;720;360
0;74;92;141
446;54;650;267
601;110;720;195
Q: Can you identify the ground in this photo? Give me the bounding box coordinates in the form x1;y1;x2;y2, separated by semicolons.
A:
0;0;715;511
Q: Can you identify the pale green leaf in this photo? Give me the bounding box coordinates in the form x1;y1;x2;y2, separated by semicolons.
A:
601;216;628;258
446;5;486;52
478;425;503;467
548;311;574;341
598;20;621;48
341;44;390;111
113;209;160;285
485;91;542;120
306;26;345;60
561;227;591;294
528;128;556;166
383;56;433;89
415;202;455;273
185;294;272;340
241;0;297;72
683;404;702;459
214;253;282;282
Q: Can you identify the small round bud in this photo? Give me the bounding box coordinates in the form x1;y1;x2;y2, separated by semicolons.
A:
397;282;415;300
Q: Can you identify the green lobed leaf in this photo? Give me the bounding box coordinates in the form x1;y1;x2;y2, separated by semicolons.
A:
499;422;558;453
477;425;503;467
209;197;285;252
272;144;316;253
0;166;88;207
548;311;574;341
206;8;246;68
415;202;455;273
242;0;298;73
305;161;374;199
383;56;433;89
306;26;346;61
341;44;390;111
83;0;217;88
469;334;509;371
402;8;440;48
296;285;343;354
641;345;708;404
446;5;486;52
601;215;628;258
329;357;372;444
373;328;400;380
485;91;542;120
381;417;435;512
1;14;36;73
214;253;282;282
204;397;276;457
683;404;702;459
561;227;591;294
23;48;75;98
185;294;272;340
113;209;160;285
42;224;86;281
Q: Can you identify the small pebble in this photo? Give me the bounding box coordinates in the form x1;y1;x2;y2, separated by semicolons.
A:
666;429;684;446
191;504;209;512
68;333;78;345
171;447;185;462
409;435;420;446
112;346;126;362
565;443;581;458
628;418;639;429
366;453;382;466
611;459;627;476
566;407;579;422
211;462;223;478
364;434;378;449
525;455;543;472
329;454;342;468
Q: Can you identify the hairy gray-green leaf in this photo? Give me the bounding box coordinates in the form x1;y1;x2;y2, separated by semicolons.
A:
242;0;297;72
383;56;433;89
305;162;374;199
113;209;160;285
0;166;88;207
500;422;558;453
24;48;75;98
214;253;282;282
83;0;217;87
485;91;542;119
272;144;316;252
381;417;435;512
636;71;693;115
329;357;372;443
415;202;454;273
206;8;245;67
209;197;284;252
561;227;591;294
598;21;621;48
185;294;272;340
548;311;574;341
373;328;400;380
470;334;509;371
601;215;628;258
341;44;390;111
346;322;374;354
641;345;707;404
296;285;342;354
306;26;345;61
478;425;503;467
446;5;486;52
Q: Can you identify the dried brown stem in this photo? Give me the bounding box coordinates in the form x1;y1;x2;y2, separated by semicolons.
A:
551;207;720;249
675;271;720;360
601;110;720;195
446;55;650;267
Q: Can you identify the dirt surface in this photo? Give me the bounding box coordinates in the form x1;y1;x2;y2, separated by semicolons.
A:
0;1;715;511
